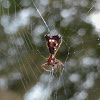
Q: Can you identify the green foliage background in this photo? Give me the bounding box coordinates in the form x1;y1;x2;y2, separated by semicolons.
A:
0;0;100;100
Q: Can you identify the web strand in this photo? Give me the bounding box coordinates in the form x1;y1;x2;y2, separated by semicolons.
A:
1;2;27;91
0;0;100;100
31;0;51;33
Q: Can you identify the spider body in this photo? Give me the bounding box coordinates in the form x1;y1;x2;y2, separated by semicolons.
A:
48;55;55;65
45;34;61;54
41;34;64;72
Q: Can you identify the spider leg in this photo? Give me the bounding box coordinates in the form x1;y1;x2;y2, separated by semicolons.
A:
55;58;64;73
41;62;50;72
55;62;61;73
41;62;54;72
45;58;49;61
55;65;58;72
55;58;64;66
59;65;61;73
46;43;48;48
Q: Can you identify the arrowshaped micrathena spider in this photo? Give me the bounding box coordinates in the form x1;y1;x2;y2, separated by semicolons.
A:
41;34;64;72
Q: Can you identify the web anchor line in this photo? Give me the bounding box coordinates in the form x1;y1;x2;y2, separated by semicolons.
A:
31;0;51;33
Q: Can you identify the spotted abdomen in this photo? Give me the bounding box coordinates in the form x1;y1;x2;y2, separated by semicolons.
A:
45;34;61;54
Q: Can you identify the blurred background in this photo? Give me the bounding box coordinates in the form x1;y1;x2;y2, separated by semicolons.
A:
0;0;100;100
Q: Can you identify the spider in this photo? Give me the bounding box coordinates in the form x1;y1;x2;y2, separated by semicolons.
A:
41;34;64;72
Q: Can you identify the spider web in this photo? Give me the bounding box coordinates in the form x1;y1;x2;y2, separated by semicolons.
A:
0;0;100;100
